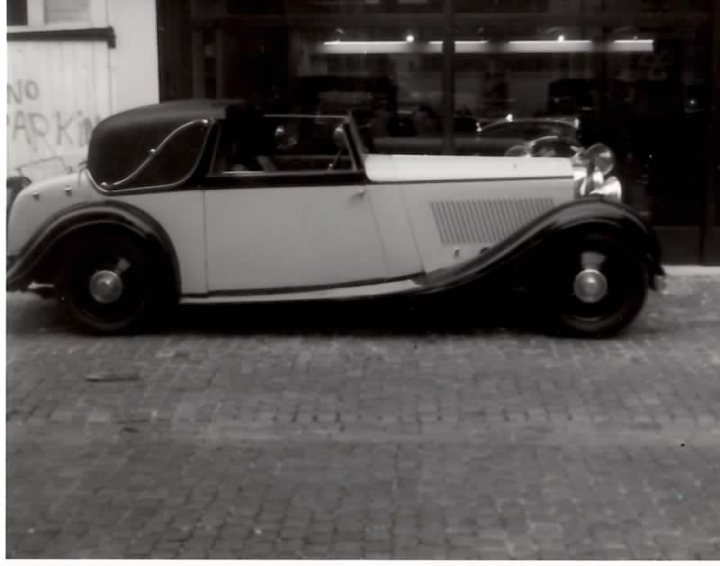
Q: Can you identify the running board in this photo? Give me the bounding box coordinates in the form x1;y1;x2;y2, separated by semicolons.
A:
180;278;423;304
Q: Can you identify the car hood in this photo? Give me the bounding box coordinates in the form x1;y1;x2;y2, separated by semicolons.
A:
363;154;573;183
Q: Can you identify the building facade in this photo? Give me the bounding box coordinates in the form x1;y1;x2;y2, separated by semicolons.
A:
154;0;720;264
7;0;719;263
7;0;160;181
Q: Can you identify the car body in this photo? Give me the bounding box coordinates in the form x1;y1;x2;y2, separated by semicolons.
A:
7;100;664;335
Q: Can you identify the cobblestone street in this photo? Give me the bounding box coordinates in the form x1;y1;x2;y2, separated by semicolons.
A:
6;272;720;559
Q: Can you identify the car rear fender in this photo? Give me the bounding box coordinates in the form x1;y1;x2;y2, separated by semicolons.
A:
419;198;664;293
7;201;180;292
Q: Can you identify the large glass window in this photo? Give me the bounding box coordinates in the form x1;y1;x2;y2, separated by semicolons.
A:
191;0;446;153
44;0;90;24
452;8;713;231
158;0;718;259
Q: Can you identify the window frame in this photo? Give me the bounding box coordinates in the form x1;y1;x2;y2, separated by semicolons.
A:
204;114;366;186
7;0;105;30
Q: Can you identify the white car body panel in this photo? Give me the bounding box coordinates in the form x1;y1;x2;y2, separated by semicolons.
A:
6;173;96;256
399;178;574;273
364;154;575;274
6;171;208;295
365;184;424;278
115;190;207;295
364;154;573;183
204;183;388;291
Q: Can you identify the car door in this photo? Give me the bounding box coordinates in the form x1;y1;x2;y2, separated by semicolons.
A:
202;115;387;293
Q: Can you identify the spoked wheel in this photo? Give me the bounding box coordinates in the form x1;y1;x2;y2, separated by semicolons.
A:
55;234;165;334
545;233;648;337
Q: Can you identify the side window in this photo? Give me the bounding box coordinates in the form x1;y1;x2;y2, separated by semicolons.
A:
211;115;355;176
271;118;354;172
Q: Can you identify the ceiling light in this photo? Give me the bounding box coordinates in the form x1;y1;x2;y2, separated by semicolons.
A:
506;39;593;53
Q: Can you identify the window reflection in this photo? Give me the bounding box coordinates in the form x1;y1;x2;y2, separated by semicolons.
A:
164;0;715;234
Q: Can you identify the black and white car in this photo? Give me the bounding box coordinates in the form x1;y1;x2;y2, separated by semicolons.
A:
6;100;664;335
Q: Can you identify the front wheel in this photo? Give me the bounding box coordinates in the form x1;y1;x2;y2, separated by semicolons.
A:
54;234;169;334
542;233;648;337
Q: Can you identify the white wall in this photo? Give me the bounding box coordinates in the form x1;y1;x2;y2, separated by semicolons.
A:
6;0;159;180
7;41;113;179
108;0;160;112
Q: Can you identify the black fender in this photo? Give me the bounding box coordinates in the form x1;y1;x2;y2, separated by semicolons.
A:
7;201;180;292
418;198;664;294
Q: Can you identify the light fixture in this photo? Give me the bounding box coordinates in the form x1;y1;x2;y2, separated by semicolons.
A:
609;39;654;53
505;39;593;53
317;37;653;55
612;39;653;44
320;39;416;54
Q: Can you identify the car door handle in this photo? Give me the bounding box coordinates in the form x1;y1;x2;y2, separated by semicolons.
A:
353;188;367;198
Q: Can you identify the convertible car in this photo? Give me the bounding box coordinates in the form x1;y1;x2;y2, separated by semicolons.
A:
6;100;665;335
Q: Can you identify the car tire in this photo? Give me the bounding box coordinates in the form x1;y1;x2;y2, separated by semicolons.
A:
54;233;170;334
543;232;648;337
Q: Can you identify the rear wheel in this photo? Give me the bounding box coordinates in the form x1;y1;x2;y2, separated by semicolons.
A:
543;233;648;337
54;234;170;334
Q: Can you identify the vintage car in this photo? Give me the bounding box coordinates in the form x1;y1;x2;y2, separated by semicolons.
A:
6;99;665;336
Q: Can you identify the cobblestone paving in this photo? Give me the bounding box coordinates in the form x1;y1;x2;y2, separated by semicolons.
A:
6;276;720;559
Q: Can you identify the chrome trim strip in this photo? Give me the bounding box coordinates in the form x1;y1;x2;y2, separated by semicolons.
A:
180;278;423;304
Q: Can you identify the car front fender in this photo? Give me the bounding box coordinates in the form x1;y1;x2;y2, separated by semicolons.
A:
417;198;664;293
7;201;180;292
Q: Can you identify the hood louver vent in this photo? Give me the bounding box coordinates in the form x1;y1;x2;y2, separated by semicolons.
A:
430;198;554;245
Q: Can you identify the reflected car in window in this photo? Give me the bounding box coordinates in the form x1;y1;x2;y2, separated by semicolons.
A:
476;118;581;156
6;100;664;336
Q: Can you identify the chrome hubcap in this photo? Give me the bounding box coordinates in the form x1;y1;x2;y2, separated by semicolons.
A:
89;270;123;304
573;268;608;304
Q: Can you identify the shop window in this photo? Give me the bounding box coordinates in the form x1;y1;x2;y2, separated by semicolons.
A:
226;0;284;14
456;0;551;13
284;0;442;14
44;0;90;24
8;0;91;25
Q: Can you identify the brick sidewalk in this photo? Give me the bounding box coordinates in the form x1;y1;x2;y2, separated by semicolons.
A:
6;275;720;559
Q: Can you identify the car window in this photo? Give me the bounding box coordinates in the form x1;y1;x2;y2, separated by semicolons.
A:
92;119;210;191
210;115;356;176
